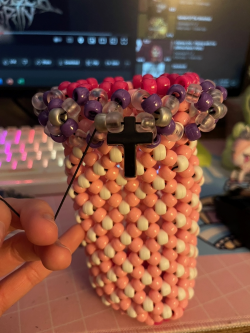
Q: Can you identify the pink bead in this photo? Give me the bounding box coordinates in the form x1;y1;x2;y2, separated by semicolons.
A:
173;111;190;126
131;279;145;292
145;239;161;253
137;312;148;323
113;265;127;277
149;290;163;303
131;265;145;279
178;164;194;178
165;298;179;310
161;193;177;207
143;194;158;208
133;290;146;304
140;182;156;195
147;265;161;277
166;261;177;274
113;251;126;265
176;229;191;243
125;193;140;207
178;100;190;112
147;252;161;266
103;282;115;295
140;152;157;168
129;237;143;252
175;175;195;190
179;299;188;309
74;192;89;207
189;209;199;222
175;202;192;216
116;276;129;289
141;78;157;95
162;207;177;222
93;208;107;223
99;259;112;272
189;155;200;166
127;207;142;223
109;209;123;223
162;179;177;194
120;298;131;311
145;223;160;238
152;301;164;315
162;248;178;262
174;145;193;160
172;307;183;320
93;224;107;236
167;285;178;299
150;277;163;291
162;222;177;236
161;149;178;167
96;287;103;297
145;316;155;326
179;189;192;203
164;235;177;249
127;223;142;238
140;168;157;183
144;208;160;223
158;166;176;181
111;238;125;252
128;253;143;267
125;179;139;192
176;255;190;267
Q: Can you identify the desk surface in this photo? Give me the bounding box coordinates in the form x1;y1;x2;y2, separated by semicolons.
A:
1;140;250;333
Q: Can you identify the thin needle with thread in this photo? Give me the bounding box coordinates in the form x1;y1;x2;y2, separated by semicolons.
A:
0;197;20;218
55;129;97;220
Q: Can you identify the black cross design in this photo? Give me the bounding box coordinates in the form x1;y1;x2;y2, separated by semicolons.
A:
107;117;153;178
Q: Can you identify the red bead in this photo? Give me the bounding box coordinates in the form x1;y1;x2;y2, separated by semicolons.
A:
174;75;192;90
156;76;170;96
66;82;80;98
132;75;142;89
77;79;88;85
103;77;115;84
58;81;71;91
99;82;113;98
78;83;92;91
141;78;157;95
167;73;179;85
160;73;169;77
114;76;124;82
86;77;98;89
143;74;154;80
111;81;129;93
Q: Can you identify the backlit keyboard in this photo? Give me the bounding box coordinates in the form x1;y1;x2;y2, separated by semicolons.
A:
0;126;67;196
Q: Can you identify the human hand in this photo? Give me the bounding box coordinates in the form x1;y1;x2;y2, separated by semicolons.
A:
0;198;85;316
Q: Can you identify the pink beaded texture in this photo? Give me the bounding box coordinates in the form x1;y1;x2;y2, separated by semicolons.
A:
32;73;227;326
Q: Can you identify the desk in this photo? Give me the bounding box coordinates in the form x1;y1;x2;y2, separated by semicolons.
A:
1;140;250;333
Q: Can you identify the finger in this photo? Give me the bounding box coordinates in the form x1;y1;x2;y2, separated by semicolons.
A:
5;198;58;246
0;224;85;316
0;200;12;246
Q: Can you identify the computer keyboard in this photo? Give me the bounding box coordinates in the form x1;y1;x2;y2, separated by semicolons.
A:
0;126;67;196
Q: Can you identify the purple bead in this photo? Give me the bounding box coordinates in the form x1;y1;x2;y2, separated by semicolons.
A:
184;123;201;141
157;119;176;136
61;118;78;137
216;86;228;101
84;100;102;121
199;78;205;83
86;133;104;148
50;134;67;143
194;92;213;112
73;87;89;106
167;84;186;103
146;134;161;148
43;91;50;106
141;94;162;114
38;109;49;127
200;81;214;93
111;89;131;109
48;98;63;111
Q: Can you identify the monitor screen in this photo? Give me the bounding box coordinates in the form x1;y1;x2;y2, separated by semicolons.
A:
0;0;250;92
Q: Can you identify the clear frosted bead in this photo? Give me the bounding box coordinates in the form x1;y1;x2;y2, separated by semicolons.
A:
209;102;227;120
46;121;61;136
33;108;41;117
195;112;215;132
62;98;81;121
208;89;223;103
69;129;86;147
186;84;202;103
32;92;47;111
106;112;124;133
46;89;65;104
189;104;199;118
102;101;123;114
89;88;108;106
131;89;150;111
205;79;216;87
164;122;184;141
161;95;179;116
136;112;157;138
89;124;106;143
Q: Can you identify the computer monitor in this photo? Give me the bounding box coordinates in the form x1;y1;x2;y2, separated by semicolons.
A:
0;0;250;95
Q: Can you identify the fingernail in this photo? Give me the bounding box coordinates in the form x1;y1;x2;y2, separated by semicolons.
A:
43;214;56;225
0;221;6;247
55;240;71;253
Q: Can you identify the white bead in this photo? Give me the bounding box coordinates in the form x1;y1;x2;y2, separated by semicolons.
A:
189;244;195;257
120;231;132;245
110;292;120;303
82;201;94;215
193;165;203;182
190;220;198;234
194;267;198;278
157;229;168;245
161;282;171;296
141;270;152;285
137;216;149;231
119;201;130;215
174;183;186;199
75;211;81;224
159;257;170;271
143;297;154;312
176;264;185;277
91;252;101;265
65;156;72;169
89;276;96;289
189;267;196;279
104;244;115;258
195;225;200;237
87;227;96;242
139;245;151;260
135;187;146;200
101;296;110;306
189;140;197;149
122;259;133;273
191;193;199;207
110;147;122;163
127;306;137;318
68;187;76;199
124;283;135;298
176;239;186;253
197;201;202;212
153;144;166;161
86;259;92;268
194;247;199;258
107;268;117;282
100;186;111;200
136;159;145;176
188;287;194;299
81;240;87;247
199;176;205;186
152;175;165;190
194;148;198;155
96;275;104;287
155;200;167;215
175;212;186;228
162;305;172;319
73;147;83;159
116;172;127;186
178;287;186;301
175;155;189;172
93;161;106;176
102;216;113;230
78;174;90;188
